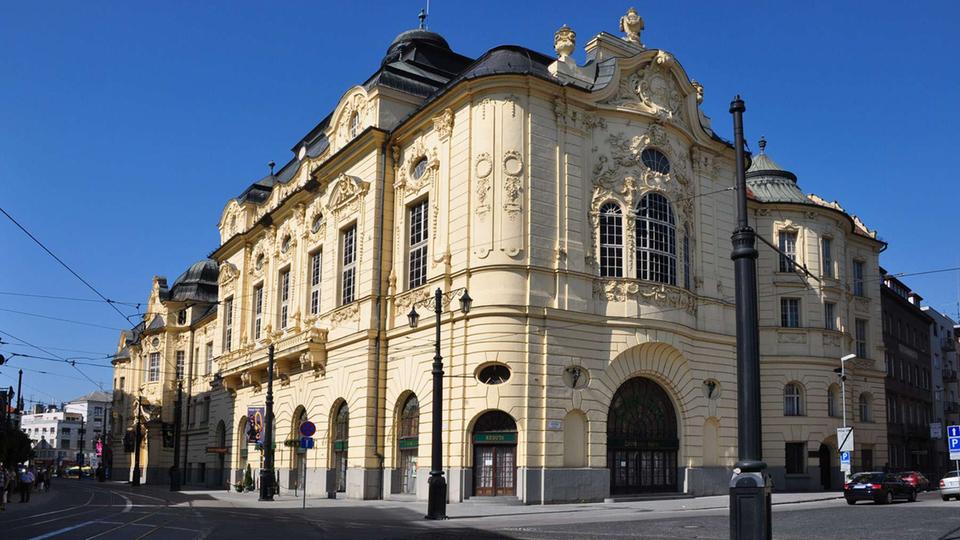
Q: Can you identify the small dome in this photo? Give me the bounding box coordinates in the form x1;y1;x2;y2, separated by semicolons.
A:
745;138;805;204
382;28;450;65
169;259;219;303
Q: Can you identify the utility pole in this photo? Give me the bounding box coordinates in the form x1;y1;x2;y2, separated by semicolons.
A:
132;393;142;487
259;344;276;501
728;96;772;540
16;369;23;413
78;417;86;479
170;379;183;491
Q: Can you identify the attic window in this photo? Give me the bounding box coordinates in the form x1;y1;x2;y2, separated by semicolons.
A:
311;213;324;234
177;310;186;325
280;235;292;254
412;157;428;180
478;364;511;385
349;112;360;138
255;254;265;270
641;148;671;175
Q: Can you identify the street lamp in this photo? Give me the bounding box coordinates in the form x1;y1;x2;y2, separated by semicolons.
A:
259;343;276;501
170;378;183;491
408;288;471;520
839;353;856;429
132;392;143;487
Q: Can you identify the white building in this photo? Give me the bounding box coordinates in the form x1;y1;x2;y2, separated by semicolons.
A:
20;410;83;466
65;391;113;468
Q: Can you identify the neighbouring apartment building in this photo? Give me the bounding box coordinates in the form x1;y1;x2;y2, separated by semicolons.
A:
881;270;935;478
111;8;887;502
922;305;959;474
20;409;84;468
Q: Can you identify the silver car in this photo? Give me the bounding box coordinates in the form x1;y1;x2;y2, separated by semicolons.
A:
940;470;960;501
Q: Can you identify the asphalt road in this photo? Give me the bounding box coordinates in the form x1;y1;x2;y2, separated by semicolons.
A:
2;481;960;540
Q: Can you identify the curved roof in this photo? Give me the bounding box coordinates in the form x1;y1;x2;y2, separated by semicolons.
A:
745;138;805;203
385;29;450;57
168;258;219;303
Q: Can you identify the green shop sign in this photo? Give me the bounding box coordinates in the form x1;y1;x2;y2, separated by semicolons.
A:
473;432;517;444
398;438;418;450
333;440;348;451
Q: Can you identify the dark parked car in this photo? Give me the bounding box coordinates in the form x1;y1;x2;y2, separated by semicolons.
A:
844;472;917;504
898;471;930;491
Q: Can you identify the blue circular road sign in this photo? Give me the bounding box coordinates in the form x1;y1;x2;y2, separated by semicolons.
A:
299;420;316;437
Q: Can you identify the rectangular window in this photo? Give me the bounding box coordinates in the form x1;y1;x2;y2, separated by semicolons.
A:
785;442;806;474
205;342;214;374
61;439;70;449
599;205;623;278
62;427;71;434
310;251;322;315
253;284;263;340
853;260;865;296
821;237;833;278
148;352;160;382
177;309;187;325
279;269;291;329
781;298;801;328
202;397;211;424
175;350;184;380
120;376;125;390
192;347;198;378
824;302;836;330
855;318;868;357
341;226;357;304
223;296;234;352
778;231;797;272
408;199;429;288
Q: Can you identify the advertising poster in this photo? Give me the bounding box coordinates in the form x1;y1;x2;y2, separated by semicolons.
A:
247;407;265;443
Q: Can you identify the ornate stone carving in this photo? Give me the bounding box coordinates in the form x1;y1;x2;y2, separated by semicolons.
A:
592;279;697;315
394;286;451;311
395;140;438;199
475;152;493;216
619;7;644;46
554;25;575;61
502;150;523;217
691;80;704;104
330;303;360;324
604;52;685;124
218;262;239;285
777;332;807;344
327;173;369;220
299;350;326;378
432;107;454;140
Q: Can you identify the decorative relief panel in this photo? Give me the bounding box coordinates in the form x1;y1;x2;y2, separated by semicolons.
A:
329;302;360;324
326;173;369;221
602;51;689;125
394;138;438;201
432;108;454;140
592;279;697;315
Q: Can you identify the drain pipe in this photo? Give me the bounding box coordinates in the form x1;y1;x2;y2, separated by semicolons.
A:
372;138;390;499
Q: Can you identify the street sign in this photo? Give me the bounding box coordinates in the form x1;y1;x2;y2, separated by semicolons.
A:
299;437;314;449
299;421;316;438
948;425;960;460
840;451;851;471
837;427;854;453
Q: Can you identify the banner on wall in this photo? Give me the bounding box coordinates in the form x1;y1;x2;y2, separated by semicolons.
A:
246;407;265;444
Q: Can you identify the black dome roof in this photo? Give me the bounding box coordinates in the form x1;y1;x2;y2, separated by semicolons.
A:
382;28;451;66
169;259;219;303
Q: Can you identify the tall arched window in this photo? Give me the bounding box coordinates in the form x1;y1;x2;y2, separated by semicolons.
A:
599;202;623;277
348;111;360;138
784;383;804;416
636;193;677;285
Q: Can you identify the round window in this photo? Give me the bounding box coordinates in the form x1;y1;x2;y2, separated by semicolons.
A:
151;337;160;348
280;235;292;253
412;157;428;180
477;364;511;385
255;254;265;270
311;214;323;233
641;148;671;174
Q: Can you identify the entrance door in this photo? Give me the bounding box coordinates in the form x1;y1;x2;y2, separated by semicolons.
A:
400;448;417;494
334;449;347;492
818;444;831;490
474;445;516;496
607;377;680;494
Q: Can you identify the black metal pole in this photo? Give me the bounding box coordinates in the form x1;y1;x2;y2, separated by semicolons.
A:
259;344;276;501
132;394;142;486
170;379;183;491
16;369;23;413
78;417;86;479
426;288;447;520
728;95;771;540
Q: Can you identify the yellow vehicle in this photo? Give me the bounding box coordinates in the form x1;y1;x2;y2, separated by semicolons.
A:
61;465;93;478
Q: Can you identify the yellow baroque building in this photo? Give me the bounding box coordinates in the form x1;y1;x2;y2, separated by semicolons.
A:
110;9;887;503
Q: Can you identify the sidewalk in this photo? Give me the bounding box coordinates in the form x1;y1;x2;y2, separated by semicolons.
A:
120;482;842;519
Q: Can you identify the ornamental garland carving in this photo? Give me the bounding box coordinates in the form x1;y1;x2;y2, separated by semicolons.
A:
432;108;454;140
327;173;369;220
603;51;687;125
330;302;360;324
393;286;452;312
592;279;697;315
502;150;523;218
395;139;438;200
218;262;239;285
475;152;493;217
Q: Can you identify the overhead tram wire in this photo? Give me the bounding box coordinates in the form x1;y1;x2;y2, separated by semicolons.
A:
0;329;106;390
0;205;138;324
0;291;141;307
0;307;127;331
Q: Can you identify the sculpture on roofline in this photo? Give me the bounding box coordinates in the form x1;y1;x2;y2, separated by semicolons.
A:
620;7;644;47
554;24;576;61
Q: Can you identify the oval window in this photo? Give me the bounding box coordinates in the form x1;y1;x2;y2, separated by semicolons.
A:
255;253;265;270
641;148;671;174
311;214;323;233
151;337;160;348
412;157;428;180
477;364;511;385
280;235;292;253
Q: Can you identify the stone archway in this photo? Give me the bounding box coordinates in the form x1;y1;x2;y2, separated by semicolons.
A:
471;410;518;497
607;377;679;494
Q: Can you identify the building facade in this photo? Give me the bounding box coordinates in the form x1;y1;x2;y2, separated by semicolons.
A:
20;410;83;468
921;305;958;475
111;9;887;502
64;391;112;469
881;271;935;478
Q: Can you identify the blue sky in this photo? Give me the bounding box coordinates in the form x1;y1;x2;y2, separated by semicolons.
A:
1;1;957;404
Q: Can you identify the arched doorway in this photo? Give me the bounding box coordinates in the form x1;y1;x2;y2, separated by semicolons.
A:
818;443;831;490
607;377;679;494
290;406;307;491
472;411;517;496
397;394;419;494
331;402;348;493
236;416;249;483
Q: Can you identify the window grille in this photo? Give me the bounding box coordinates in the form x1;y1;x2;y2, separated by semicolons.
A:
599;203;623;277
821;238;833;278
310;251;322;315
636;193;676;285
779;231;797;272
781;297;800;328
223;297;233;352
279;270;290;329
253;285;263;340
784;383;803;416
341;226;357;304
408;199;428;288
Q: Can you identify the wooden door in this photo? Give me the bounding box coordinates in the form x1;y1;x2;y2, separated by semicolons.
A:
474;445;516;496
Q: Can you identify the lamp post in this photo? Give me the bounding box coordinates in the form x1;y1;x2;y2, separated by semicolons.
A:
728;96;771;540
407;288;471;520
170;379;183;491
839;354;855;430
259;343;276;501
78;418;86;481
132;393;143;487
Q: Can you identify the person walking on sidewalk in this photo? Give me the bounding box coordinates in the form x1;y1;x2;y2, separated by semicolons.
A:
0;464;9;511
18;467;34;503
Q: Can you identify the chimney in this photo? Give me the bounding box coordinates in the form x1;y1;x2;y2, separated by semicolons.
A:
908;292;922;306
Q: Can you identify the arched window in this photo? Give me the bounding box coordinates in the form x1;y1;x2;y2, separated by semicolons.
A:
784;383;804;416
636;193;677;285
859;393;872;422
641;148;671;174
599;202;623;277
399;395;419;440
682;225;691;290
827;384;840;418
348;111;360;138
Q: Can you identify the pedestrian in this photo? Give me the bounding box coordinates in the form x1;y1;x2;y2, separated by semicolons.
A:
18;467;34;503
0;464;8;511
37;468;45;493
